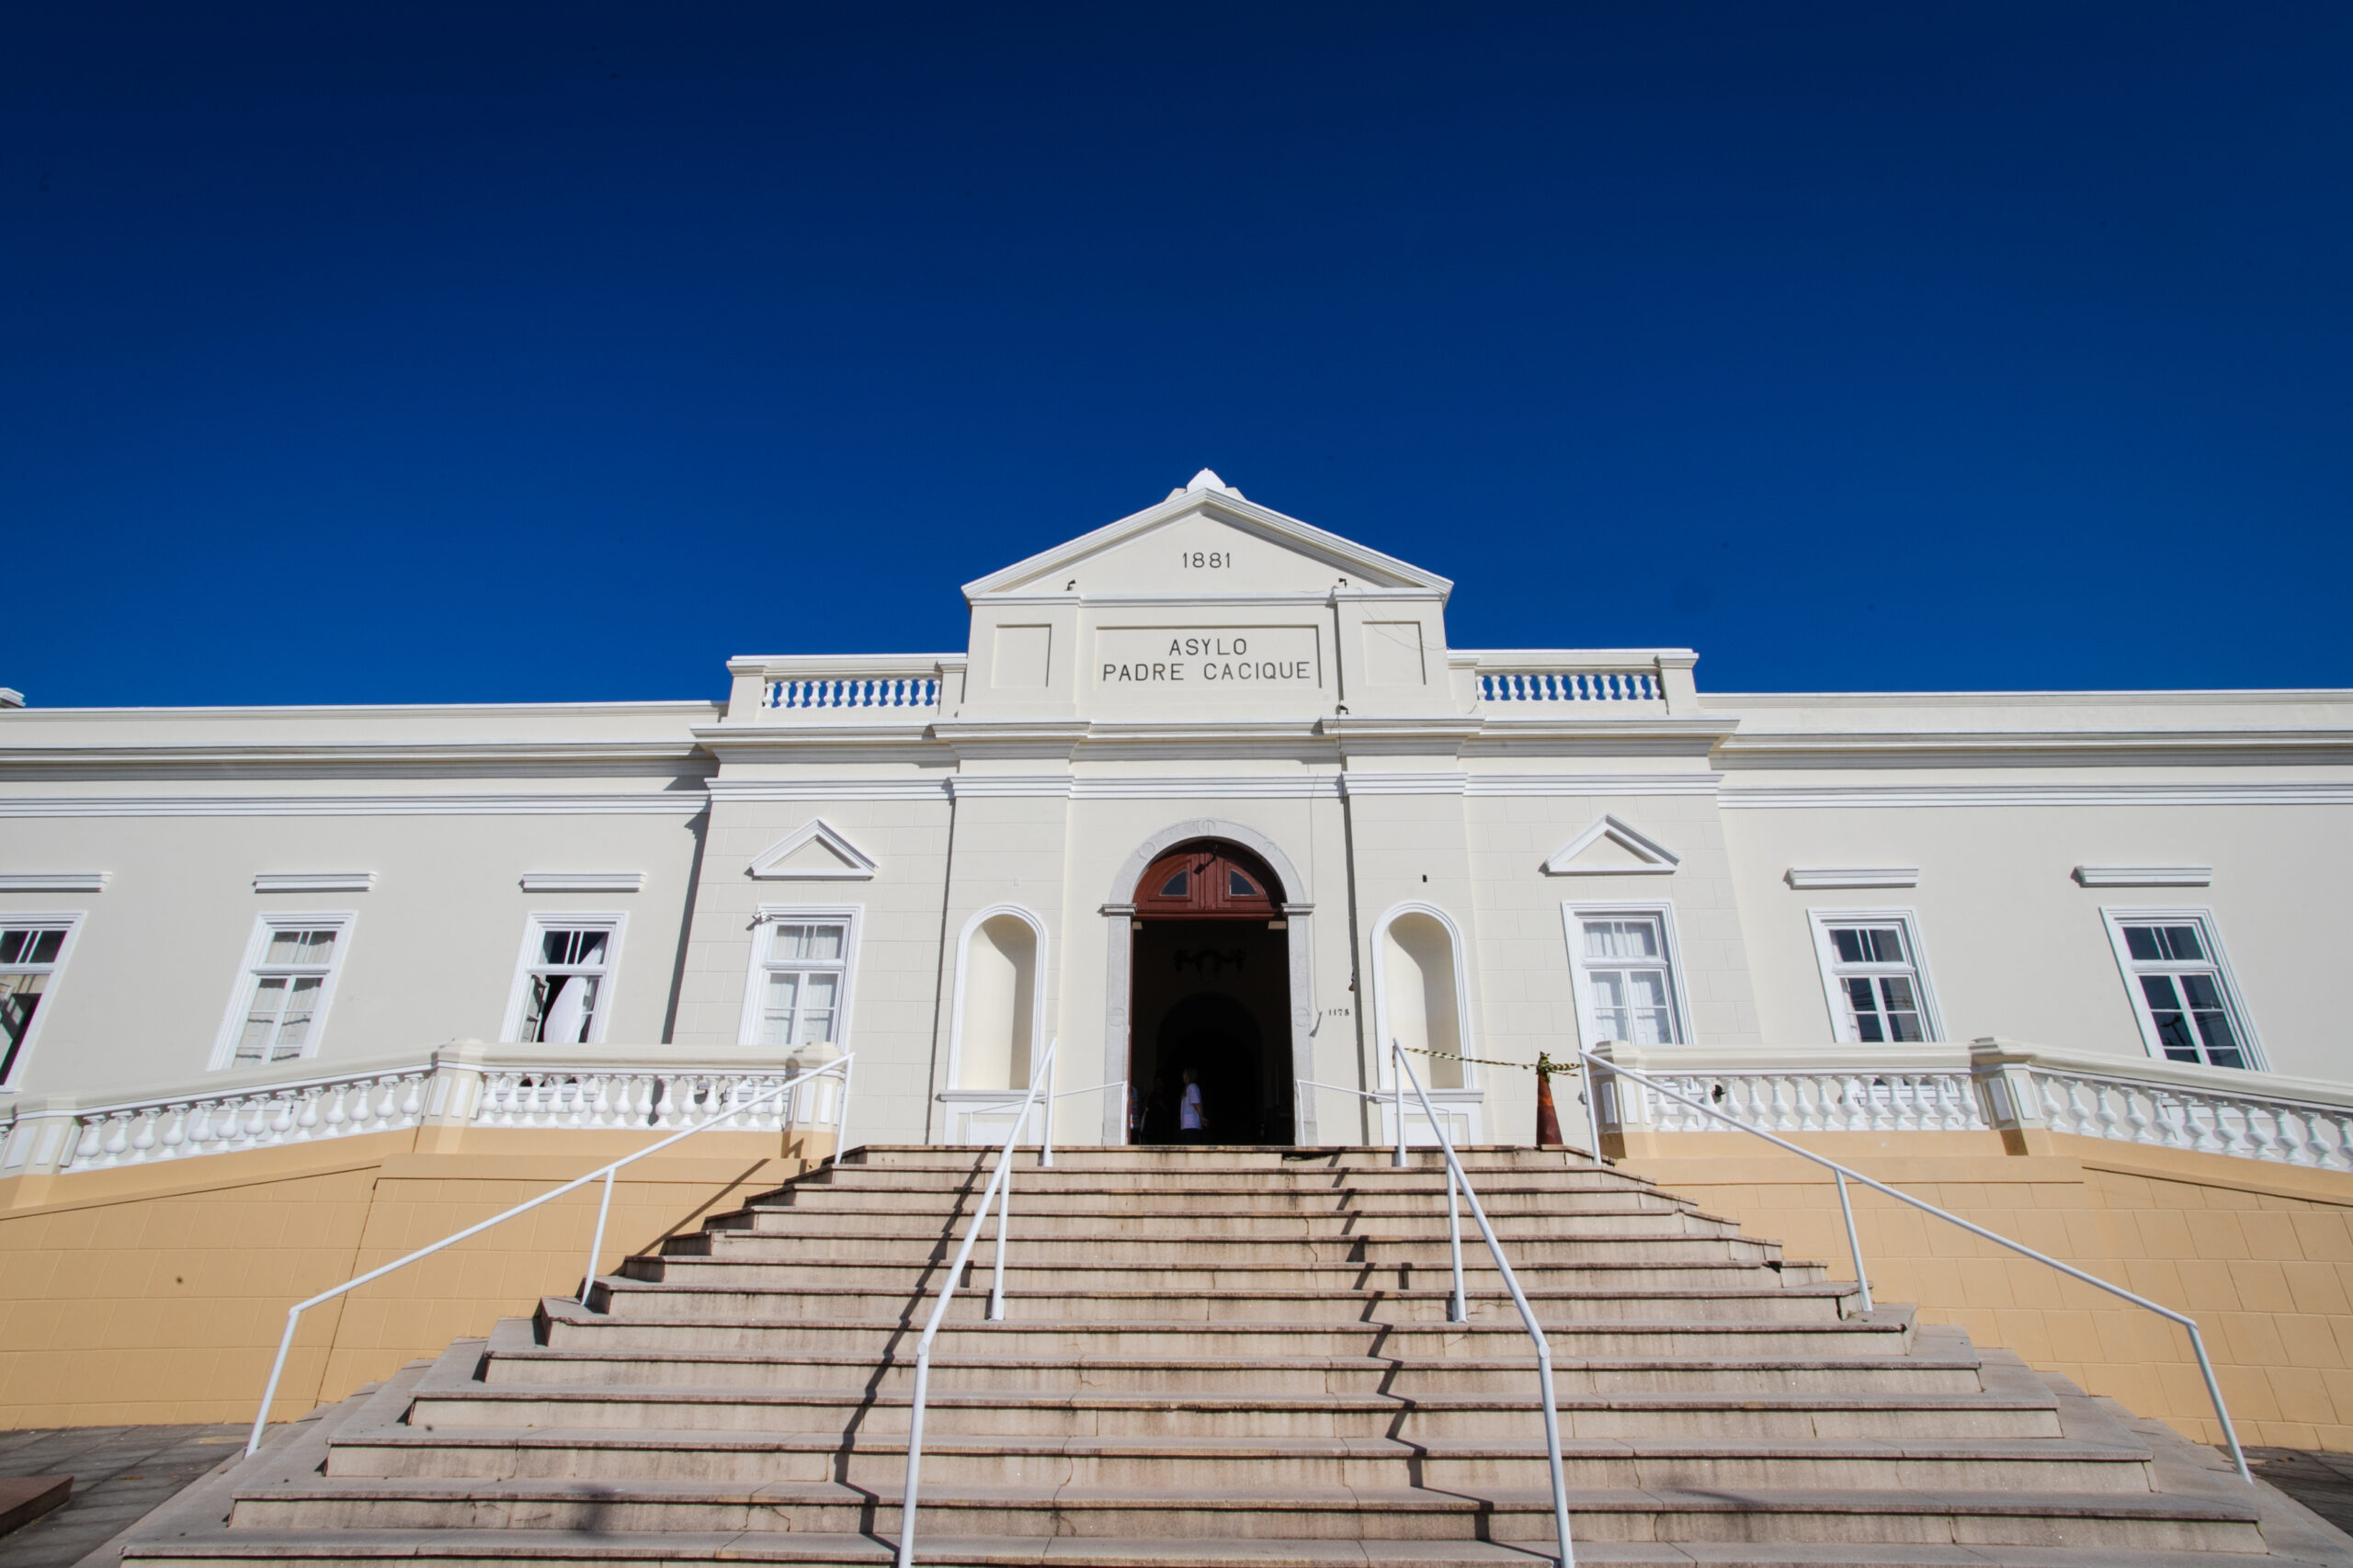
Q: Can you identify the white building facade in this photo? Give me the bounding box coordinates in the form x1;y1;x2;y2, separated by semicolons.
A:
7;471;2353;1166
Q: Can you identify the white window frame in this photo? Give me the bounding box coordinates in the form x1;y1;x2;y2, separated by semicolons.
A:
2099;906;2264;1071
738;904;863;1051
0;912;86;1090
1806;908;1945;1044
210;911;358;1070
1560;901;1695;1048
501;913;628;1045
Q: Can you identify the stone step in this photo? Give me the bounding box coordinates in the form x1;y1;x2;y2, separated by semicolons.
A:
842;1145;1612;1171
119;1528;2294;1567
485;1347;1985;1400
533;1302;1913;1360
221;1479;2262;1550
324;1422;2156;1494
728;1207;1746;1240
757;1186;1698;1216
585;1276;1859;1325
408;1381;2063;1441
629;1252;1833;1292
806;1164;1658;1195
686;1225;1797;1267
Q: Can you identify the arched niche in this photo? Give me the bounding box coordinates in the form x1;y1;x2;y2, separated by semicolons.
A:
951;906;1045;1091
1373;903;1472;1090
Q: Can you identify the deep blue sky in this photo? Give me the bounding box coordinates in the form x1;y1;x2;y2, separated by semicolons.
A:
5;4;2348;707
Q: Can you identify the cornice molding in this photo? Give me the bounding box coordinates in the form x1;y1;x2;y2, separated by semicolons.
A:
705;777;949;801
1722;781;2353;809
0;741;713;782
1463;772;1722;797
1714;729;2353;768
0;791;709;818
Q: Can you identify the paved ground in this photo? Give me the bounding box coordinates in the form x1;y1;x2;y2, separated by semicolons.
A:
0;1424;247;1568
0;1424;2349;1564
2254;1447;2353;1540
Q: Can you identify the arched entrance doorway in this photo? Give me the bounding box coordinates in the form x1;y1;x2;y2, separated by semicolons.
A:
1126;841;1295;1144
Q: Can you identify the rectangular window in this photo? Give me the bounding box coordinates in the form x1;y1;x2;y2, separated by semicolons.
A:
519;926;615;1044
761;921;847;1047
0;921;74;1085
216;914;355;1068
741;907;862;1051
1562;904;1689;1046
2103;910;2257;1069
1808;911;1942;1043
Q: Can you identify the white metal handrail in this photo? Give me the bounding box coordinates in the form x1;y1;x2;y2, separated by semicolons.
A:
1578;1045;2252;1483
1296;1063;1575;1568
243;1052;855;1457
897;1039;1055;1568
1394;1044;1576;1568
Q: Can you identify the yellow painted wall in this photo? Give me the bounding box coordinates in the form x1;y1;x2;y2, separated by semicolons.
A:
0;1125;825;1427
1616;1129;2353;1451
5;1126;2349;1449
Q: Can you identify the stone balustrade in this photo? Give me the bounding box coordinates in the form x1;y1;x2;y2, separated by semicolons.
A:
1464;649;1697;714
765;675;938;710
2029;1063;2353;1169
1589;1038;2353;1171
1476;669;1661;704
0;1041;846;1176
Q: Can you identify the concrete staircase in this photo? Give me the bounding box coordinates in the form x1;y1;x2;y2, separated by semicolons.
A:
123;1144;2343;1566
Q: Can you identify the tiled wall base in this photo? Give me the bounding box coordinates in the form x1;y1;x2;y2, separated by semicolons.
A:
1614;1128;2353;1450
0;1126;826;1427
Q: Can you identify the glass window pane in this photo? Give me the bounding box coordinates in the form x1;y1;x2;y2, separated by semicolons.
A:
1159;870;1188;897
266;929;306;965
2190;1002;2243;1066
1866;928;1904;963
1228;869;1257;897
575;931;608;966
0;931;22;966
2179;973;2225;1010
767;972;799;1011
772;925;808;960
28;930;64;965
1831;929;1866;964
2124;926;2163;962
802;973;838;1012
2163;926;2205;962
806;925;843;961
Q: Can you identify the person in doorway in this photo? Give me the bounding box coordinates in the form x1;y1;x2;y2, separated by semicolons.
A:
1178;1066;1206;1143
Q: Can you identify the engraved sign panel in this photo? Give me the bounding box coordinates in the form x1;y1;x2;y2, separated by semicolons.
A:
1095;625;1324;692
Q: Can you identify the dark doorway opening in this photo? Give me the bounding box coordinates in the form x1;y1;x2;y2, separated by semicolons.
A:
1127;842;1295;1145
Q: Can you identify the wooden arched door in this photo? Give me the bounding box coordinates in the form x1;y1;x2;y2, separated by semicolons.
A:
1127;839;1292;1144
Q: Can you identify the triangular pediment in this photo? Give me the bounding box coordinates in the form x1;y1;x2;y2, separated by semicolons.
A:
749;818;878;881
961;476;1452;602
1542;814;1679;876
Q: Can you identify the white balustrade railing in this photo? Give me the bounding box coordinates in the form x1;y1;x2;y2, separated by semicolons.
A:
0;1045;850;1176
1476;669;1659;703
1586;1040;2353;1176
1640;1068;1985;1135
58;1065;438;1172
472;1067;806;1132
2033;1068;2353;1171
766;676;938;710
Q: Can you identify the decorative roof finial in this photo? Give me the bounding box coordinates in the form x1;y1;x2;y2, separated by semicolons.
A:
1185;468;1241;497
